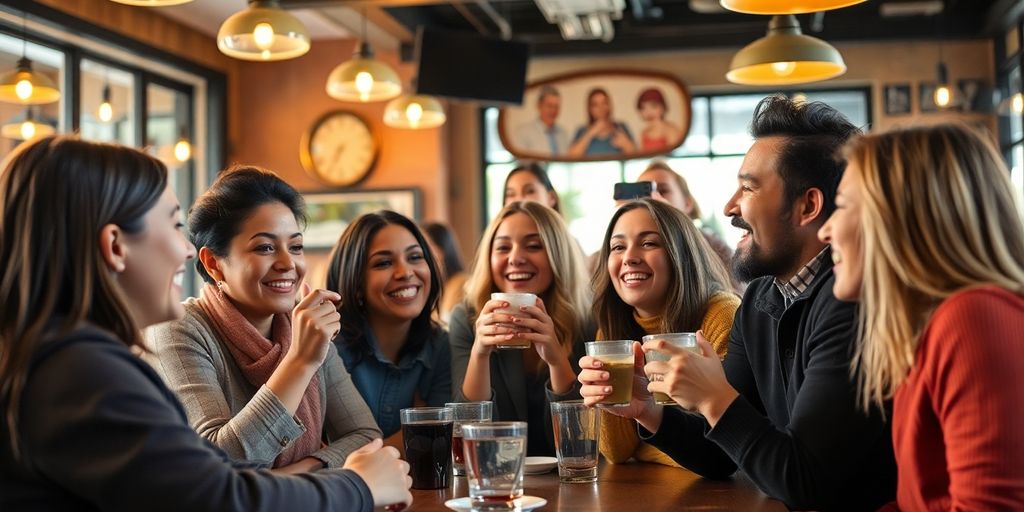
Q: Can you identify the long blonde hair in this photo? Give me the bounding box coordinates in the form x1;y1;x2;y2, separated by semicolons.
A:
463;201;591;351
849;123;1024;410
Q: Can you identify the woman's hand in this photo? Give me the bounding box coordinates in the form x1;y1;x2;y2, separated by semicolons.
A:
513;298;564;365
611;127;636;152
286;286;342;370
343;438;413;510
472;299;527;357
578;342;656;419
642;331;738;426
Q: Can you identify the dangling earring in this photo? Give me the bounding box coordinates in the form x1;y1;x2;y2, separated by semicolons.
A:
216;280;227;295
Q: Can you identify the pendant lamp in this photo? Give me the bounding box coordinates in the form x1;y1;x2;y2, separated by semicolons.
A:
998;92;1024;115
97;82;114;123
932;62;956;109
218;0;310;62
109;0;194;5
2;108;55;140
0;57;61;105
383;94;446;129
326;11;401;102
726;15;846;86
720;0;866;15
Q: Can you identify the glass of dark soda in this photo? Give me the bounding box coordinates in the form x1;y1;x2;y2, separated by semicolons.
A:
400;407;454;489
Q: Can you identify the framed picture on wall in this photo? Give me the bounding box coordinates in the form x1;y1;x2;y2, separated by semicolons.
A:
301;188;421;250
957;79;991;112
883;84;911;115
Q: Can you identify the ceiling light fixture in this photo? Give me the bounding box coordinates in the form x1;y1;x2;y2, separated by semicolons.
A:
0;15;61;105
726;15;846;86
720;0;866;15
383;94;446;129
97;81;113;123
326;10;401;102
535;0;624;42
109;0;195;6
2;108;55;140
217;0;310;62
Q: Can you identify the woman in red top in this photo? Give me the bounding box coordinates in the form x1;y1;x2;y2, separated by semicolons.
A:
818;123;1024;511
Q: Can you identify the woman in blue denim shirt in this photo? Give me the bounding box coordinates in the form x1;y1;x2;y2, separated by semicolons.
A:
327;211;451;444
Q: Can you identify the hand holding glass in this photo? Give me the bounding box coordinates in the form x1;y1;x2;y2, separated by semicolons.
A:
642;333;698;405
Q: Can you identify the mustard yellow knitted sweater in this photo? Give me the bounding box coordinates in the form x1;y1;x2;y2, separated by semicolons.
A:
599;291;740;467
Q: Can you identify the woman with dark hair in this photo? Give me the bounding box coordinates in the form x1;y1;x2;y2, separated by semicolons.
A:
580;199;738;467
635;88;681;152
327;211;451;443
568;88;636;157
0;137;411;510
421;221;468;322
147;165;380;474
502;162;560;213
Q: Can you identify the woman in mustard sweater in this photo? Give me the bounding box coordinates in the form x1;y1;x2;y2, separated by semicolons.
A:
591;199;738;466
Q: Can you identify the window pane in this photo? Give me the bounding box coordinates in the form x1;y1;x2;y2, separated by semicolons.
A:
1012;143;1023;214
550;161;624;255
709;94;761;155
675;96;709;156
798;90;870;130
80;59;135;145
485;163;518;221
0;33;64;156
1010;67;1022;143
485;107;514;163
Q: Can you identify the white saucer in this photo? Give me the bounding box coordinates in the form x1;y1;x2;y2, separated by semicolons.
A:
523;456;558;475
444;496;547;511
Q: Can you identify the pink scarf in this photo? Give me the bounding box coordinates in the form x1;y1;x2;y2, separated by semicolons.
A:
197;283;322;467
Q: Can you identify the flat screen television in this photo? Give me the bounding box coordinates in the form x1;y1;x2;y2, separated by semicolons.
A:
415;27;530;106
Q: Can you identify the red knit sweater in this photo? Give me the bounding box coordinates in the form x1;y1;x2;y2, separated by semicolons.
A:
884;286;1024;511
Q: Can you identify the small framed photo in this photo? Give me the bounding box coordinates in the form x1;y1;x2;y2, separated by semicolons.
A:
957;79;991;112
883;84;911;115
301;188;421;250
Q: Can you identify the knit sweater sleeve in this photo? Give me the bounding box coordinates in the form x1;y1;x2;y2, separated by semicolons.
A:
144;303;304;467
700;292;740;359
916;288;1024;510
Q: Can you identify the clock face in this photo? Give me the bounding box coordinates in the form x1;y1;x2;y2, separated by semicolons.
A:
301;111;378;187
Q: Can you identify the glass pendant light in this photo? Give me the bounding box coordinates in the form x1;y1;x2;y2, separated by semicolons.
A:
932;62;955;109
325;10;401;102
97;81;114;123
109;0;195;6
0;15;61;105
218;0;310;62
2;108;55;140
720;0;866;15
383;94;446;129
726;15;846;86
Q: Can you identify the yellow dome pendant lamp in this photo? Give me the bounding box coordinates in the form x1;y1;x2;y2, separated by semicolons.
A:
2;107;55;140
726;15;846;86
0;14;61;105
383;94;446;129
720;0;867;15
217;0;310;62
109;0;195;6
325;9;401;103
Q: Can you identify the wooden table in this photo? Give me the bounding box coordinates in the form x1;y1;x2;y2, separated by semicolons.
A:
408;461;787;511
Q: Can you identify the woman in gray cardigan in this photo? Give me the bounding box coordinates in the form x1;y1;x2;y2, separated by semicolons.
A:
146;166;380;473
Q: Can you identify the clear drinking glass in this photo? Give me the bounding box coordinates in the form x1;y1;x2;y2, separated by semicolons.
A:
462;421;528;509
445;401;493;476
400;406;454;489
550;400;600;483
642;333;698;405
584;340;635;407
491;292;537;349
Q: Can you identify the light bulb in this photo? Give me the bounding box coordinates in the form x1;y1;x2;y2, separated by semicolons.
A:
934;85;951;108
174;139;192;162
771;61;796;76
98;101;113;123
355;71;374;101
20;121;35;140
405;101;424;128
253;22;275;51
1013;93;1024;114
15;79;33;101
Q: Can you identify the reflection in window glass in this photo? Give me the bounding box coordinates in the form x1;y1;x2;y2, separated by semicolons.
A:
0;33;64;156
80;59;134;145
709;94;762;155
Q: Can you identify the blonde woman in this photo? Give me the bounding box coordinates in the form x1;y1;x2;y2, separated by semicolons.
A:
818;123;1024;510
449;201;593;456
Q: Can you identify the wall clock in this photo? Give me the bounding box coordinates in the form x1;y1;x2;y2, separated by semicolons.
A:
300;110;378;187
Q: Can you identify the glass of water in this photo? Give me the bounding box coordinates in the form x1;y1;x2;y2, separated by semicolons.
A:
550;400;600;483
461;421;528;509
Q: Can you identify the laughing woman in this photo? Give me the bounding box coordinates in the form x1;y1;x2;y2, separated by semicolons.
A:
588;199;738;467
146;166;381;473
450;201;593;456
0;137;410;511
817;124;1024;510
327;211;451;444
